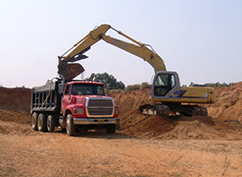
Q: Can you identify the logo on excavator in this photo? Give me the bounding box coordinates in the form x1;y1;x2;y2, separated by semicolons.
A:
111;39;128;49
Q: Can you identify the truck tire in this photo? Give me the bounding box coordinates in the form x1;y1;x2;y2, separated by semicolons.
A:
66;114;75;136
47;115;55;132
106;124;116;134
31;112;38;131
37;113;47;132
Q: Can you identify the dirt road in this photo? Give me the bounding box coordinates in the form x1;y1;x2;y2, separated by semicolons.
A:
0;120;242;177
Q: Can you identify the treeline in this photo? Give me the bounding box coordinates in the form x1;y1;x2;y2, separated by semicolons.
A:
205;82;236;87
85;73;237;94
85;72;125;90
109;82;150;94
183;82;236;87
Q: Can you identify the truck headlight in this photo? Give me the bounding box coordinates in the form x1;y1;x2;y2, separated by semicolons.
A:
73;108;84;114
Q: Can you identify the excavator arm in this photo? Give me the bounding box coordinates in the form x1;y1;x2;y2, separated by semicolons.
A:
58;24;166;80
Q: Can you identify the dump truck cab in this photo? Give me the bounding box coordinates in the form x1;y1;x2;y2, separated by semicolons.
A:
31;79;119;136
62;81;118;120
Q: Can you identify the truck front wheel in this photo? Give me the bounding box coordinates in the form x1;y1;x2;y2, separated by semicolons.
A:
106;124;116;134
47;115;55;132
66;114;75;136
37;113;47;132
31;112;38;131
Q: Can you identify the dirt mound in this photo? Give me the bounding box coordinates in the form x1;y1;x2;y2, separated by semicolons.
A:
0;87;31;112
0;120;33;135
207;82;242;122
0;109;32;135
159;116;242;140
112;82;242;139
119;109;175;138
0;109;30;124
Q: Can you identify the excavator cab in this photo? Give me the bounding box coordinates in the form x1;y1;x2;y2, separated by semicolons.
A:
152;71;181;101
152;71;214;105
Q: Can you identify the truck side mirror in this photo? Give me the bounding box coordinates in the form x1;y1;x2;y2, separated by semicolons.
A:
58;75;65;95
105;85;110;96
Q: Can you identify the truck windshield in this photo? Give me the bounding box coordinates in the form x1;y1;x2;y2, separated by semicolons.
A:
72;84;105;96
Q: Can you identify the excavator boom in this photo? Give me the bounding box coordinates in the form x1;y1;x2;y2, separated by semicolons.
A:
58;24;166;80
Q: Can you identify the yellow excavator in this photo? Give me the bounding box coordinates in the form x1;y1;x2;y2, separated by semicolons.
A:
58;24;214;117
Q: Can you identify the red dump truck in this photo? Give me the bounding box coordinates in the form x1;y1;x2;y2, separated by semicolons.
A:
30;77;120;136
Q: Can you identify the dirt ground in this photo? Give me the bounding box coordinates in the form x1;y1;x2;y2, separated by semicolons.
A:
0;83;242;176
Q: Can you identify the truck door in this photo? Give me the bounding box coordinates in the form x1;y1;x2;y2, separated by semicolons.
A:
62;84;71;113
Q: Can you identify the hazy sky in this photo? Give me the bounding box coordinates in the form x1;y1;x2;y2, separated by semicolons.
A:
1;0;241;88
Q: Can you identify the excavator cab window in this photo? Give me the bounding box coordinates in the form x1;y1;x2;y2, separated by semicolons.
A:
154;74;175;96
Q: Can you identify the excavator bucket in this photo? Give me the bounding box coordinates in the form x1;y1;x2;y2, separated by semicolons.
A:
57;54;87;80
58;61;85;80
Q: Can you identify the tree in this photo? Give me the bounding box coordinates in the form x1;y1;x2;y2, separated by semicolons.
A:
86;72;125;90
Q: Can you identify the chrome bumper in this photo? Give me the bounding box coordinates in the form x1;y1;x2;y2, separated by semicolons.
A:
73;118;120;125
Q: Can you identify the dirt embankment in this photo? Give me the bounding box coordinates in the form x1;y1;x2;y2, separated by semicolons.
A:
0;83;242;140
207;82;242;122
0;87;31;112
111;83;242;140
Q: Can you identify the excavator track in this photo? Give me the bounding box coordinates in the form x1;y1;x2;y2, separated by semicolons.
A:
139;104;170;118
193;106;208;116
139;104;208;117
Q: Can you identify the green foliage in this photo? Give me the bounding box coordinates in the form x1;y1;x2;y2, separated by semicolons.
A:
125;84;141;90
141;82;150;89
205;82;236;87
109;89;123;94
86;72;125;90
186;82;236;87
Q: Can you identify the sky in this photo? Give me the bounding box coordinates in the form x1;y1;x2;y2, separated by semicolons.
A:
0;0;241;88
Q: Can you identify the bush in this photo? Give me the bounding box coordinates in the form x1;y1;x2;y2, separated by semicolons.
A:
109;89;123;94
141;82;150;89
125;84;141;90
188;82;237;87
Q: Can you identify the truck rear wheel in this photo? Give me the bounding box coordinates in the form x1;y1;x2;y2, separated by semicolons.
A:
37;113;47;132
31;112;38;131
66;114;75;136
47;115;55;132
106;124;116;134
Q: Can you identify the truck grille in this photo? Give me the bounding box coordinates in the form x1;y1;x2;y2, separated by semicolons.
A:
86;98;114;117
